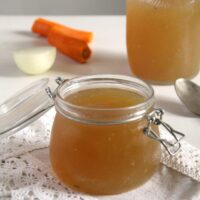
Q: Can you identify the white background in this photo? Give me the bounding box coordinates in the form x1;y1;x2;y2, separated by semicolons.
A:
0;0;125;15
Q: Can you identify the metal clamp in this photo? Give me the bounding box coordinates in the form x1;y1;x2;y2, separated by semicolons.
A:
144;108;185;155
45;77;65;99
55;77;65;85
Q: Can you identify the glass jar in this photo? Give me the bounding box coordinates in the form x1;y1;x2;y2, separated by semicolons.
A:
126;0;200;84
50;75;160;194
0;75;184;195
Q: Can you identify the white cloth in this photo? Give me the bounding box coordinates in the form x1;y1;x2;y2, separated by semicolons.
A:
0;109;200;200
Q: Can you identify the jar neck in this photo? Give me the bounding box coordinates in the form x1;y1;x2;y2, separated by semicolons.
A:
54;75;155;125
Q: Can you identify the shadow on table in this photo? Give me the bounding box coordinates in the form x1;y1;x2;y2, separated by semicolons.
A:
14;30;36;38
156;96;198;118
51;49;131;76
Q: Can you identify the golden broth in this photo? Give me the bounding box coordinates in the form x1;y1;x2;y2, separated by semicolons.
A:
127;0;200;83
50;88;160;194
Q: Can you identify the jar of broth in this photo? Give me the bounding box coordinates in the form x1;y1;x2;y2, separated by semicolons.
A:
48;75;184;194
127;0;200;84
0;75;184;195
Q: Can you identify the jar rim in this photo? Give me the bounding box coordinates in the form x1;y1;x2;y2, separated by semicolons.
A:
56;74;154;110
54;74;155;124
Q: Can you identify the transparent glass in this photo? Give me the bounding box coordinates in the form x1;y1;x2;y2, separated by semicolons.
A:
127;0;200;84
0;78;53;138
49;75;161;195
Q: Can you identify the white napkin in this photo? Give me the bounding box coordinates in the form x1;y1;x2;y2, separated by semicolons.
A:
0;109;200;200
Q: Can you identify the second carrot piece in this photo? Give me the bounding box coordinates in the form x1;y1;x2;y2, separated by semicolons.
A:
48;26;92;63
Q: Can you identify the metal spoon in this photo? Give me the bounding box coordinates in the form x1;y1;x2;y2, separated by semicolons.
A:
175;78;200;115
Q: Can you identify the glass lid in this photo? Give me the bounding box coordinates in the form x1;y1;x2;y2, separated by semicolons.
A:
0;78;54;138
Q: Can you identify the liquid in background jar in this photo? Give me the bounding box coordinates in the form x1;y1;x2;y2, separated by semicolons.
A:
127;0;200;84
50;88;160;195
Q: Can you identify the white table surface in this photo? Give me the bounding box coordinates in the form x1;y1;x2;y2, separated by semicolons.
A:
0;15;199;148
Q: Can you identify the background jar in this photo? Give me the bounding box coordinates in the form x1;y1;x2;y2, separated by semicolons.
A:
49;75;161;195
126;0;200;84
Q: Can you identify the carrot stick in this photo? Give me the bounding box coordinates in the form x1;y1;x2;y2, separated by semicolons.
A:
48;26;92;63
32;18;57;37
32;18;93;43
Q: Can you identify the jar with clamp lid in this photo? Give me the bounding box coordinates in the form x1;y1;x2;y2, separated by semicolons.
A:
0;74;185;195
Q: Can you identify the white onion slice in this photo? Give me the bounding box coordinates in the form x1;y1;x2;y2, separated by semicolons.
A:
13;46;56;75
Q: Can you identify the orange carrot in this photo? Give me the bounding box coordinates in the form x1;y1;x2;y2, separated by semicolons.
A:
48;26;92;63
32;18;93;43
32;18;57;37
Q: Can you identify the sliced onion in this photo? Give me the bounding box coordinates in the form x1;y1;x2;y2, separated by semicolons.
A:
13;46;56;75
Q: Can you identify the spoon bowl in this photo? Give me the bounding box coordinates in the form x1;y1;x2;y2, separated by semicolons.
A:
175;78;200;116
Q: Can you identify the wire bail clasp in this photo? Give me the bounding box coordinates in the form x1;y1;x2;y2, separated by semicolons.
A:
143;108;185;155
55;77;65;85
45;77;65;99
